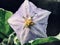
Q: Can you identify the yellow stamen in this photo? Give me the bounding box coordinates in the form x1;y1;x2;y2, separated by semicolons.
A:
24;17;34;28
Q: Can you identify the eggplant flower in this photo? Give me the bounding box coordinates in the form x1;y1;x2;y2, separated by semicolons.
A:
8;0;51;45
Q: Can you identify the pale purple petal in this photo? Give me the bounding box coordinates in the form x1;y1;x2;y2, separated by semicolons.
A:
8;0;51;45
33;9;51;22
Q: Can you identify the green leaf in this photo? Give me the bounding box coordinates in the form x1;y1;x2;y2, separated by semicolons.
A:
0;8;13;39
5;10;13;35
31;37;59;45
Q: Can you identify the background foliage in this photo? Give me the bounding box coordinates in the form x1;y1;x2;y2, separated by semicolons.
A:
0;8;13;40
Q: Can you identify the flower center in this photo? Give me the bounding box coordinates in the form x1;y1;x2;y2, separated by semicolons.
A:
24;17;34;28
